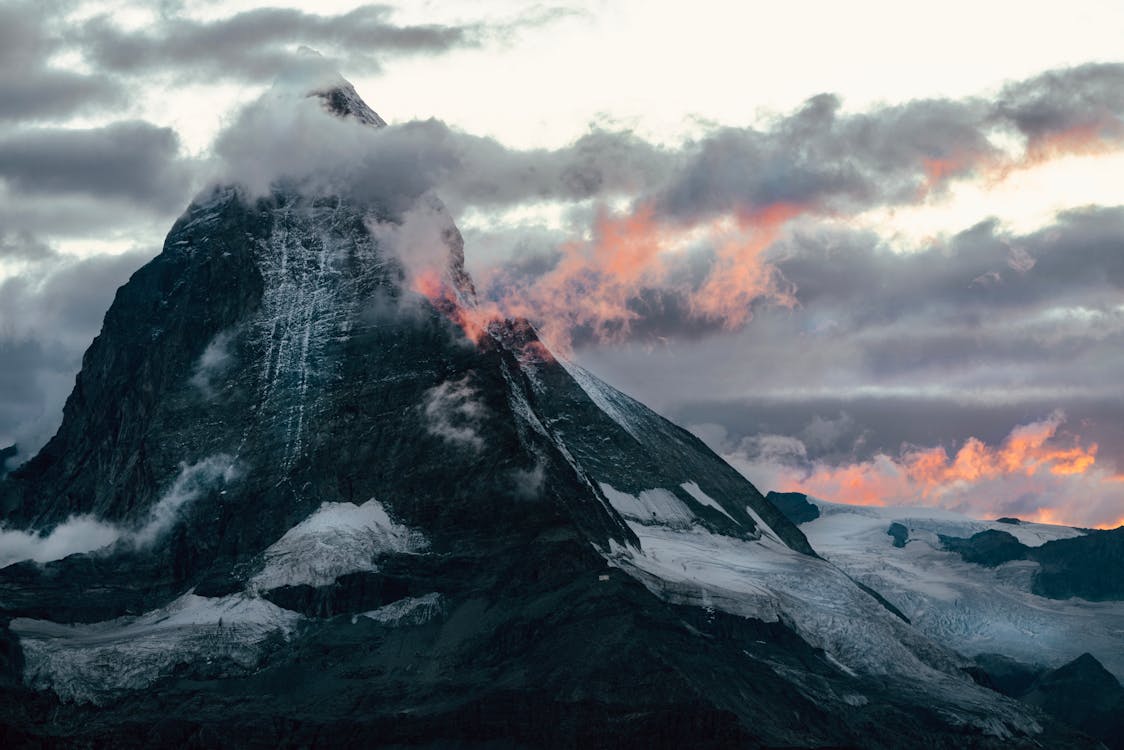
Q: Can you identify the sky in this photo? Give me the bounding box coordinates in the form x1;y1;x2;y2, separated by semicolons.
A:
1;0;1122;528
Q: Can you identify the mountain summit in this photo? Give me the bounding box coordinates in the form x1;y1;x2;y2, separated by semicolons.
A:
0;81;1095;748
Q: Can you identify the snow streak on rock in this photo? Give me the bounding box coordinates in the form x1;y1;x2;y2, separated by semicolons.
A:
357;593;445;627
249;201;384;467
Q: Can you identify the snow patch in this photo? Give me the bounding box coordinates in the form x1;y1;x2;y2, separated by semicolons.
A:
251;498;426;591
356;593;445;627
680;481;737;523
11;593;299;704
600;483;695;528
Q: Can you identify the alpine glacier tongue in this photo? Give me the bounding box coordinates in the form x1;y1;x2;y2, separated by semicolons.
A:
0;79;1099;747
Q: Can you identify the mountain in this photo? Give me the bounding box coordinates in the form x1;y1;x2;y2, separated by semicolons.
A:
775;496;1124;685
970;652;1124;750
0;81;1098;748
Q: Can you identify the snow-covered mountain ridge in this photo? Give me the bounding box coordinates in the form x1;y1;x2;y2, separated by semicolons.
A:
778;496;1124;681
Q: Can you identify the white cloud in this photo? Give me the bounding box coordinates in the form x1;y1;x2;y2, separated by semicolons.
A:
0;454;238;567
422;377;485;450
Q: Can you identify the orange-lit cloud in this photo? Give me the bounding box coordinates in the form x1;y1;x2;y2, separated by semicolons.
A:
404;101;1124;367
1022;121;1124;167
980;123;1124;188
414;202;801;353
755;412;1120;528
912;123;1124;200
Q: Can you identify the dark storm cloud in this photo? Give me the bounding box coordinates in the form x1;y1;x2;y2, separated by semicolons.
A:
774;206;1124;324
576;207;1124;483
996;63;1124;140
0;122;194;211
78;5;514;82
0;232;56;262
0;1;125;121
654;64;1124;222
0;71;125;123
655;93;994;219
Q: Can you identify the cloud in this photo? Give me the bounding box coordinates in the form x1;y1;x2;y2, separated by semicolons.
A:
706;413;1121;529
78;5;516;82
0;1;125;122
210;78;674;216
0;250;152;456
996;63;1124;149
189;330;236;398
0;454;237;568
0;515;120;568
0;121;195;211
422;377;486;450
0;70;125;123
0;231;56;262
510;459;546;500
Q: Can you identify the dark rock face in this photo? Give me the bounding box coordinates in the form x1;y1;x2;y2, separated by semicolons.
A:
766;490;821;525
0;445;16;477
941;529;1029;567
940;527;1124;600
1021;653;1124;750
0;86;1100;748
0;621;23;688
887;521;910;548
974;652;1124;750
1030;527;1124;601
973;653;1046;698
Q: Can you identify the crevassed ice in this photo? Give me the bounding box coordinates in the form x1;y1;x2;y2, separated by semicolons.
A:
11;594;299;704
800;501;1124;681
598;487;997;696
250;498;427;591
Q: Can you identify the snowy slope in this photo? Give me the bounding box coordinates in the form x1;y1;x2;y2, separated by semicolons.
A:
798;500;1124;681
250;498;427;591
11;594;300;704
599;483;1044;736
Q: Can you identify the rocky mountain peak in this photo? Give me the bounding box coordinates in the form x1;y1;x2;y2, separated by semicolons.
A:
311;80;387;128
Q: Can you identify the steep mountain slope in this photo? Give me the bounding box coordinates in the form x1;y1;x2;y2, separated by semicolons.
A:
0;81;1096;747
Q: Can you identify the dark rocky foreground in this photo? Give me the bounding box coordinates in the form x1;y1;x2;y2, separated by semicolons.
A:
0;83;1104;748
973;652;1124;750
